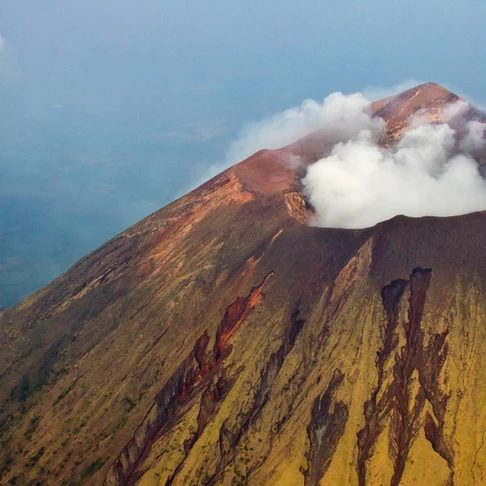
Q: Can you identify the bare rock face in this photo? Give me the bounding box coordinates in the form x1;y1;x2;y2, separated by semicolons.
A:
1;84;486;486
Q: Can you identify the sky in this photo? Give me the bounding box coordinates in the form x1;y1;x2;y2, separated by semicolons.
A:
0;0;485;307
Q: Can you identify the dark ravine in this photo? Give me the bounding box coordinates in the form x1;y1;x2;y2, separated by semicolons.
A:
207;307;306;485
357;277;409;486
357;267;452;486
105;272;274;486
304;369;349;486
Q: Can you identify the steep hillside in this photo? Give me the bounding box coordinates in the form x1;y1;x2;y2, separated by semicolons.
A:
1;83;486;486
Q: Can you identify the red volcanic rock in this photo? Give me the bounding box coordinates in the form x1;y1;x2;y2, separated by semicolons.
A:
1;84;486;486
233;82;485;198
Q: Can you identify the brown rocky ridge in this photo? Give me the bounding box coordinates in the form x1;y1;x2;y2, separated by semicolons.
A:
1;82;486;485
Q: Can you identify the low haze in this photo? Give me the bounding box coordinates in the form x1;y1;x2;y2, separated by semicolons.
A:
1;1;485;307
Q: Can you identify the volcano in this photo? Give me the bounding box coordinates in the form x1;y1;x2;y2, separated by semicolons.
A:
1;83;486;486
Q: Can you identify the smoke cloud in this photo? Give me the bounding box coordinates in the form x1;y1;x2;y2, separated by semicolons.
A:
224;91;486;229
226;92;384;165
186;92;384;191
303;101;486;228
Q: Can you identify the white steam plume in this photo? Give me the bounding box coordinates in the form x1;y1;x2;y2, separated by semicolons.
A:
460;121;486;152
186;92;383;191
223;90;486;229
226;92;384;165
302;97;486;228
304;123;486;228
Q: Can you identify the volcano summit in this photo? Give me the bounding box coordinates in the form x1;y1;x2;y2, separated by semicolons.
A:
1;83;486;486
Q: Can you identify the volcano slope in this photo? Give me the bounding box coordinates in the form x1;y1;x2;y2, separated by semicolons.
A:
1;83;486;486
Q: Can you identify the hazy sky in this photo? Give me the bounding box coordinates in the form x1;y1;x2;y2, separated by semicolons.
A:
0;0;485;307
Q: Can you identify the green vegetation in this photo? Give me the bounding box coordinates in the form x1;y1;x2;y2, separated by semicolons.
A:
1;434;11;448
10;377;31;411
53;378;79;406
123;396;137;412
24;416;40;440
28;446;45;466
81;458;105;479
0;457;13;480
